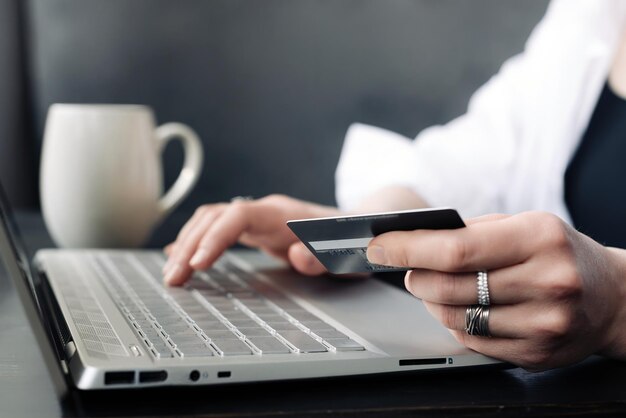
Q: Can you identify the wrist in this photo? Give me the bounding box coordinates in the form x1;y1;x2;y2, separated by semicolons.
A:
599;247;626;360
309;202;343;218
353;186;429;213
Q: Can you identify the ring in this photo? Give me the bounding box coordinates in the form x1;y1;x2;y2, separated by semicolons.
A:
477;270;490;306
230;195;253;203
464;304;491;337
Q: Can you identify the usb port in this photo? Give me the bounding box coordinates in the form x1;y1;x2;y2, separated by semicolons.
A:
104;371;135;385
139;370;168;383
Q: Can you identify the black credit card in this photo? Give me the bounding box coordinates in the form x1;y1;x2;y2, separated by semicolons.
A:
287;208;465;274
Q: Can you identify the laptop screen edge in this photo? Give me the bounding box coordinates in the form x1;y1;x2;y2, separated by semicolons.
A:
0;183;69;397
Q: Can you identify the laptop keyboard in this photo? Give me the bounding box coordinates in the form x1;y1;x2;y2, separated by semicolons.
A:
91;253;365;359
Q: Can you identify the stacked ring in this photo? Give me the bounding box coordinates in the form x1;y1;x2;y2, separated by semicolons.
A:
230;196;254;202
464;305;491;337
477;271;490;306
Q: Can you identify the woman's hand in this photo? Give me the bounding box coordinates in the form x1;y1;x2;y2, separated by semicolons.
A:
367;211;626;370
164;194;340;285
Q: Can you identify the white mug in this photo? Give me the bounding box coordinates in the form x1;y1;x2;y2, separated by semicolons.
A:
40;104;203;248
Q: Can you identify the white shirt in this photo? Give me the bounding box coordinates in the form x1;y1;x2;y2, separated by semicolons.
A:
335;0;626;224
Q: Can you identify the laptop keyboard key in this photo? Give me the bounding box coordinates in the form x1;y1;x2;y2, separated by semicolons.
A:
161;323;193;334
155;349;176;359
242;302;273;312
310;329;349;339
182;351;214;358
278;331;327;353
171;335;205;345
228;319;260;329
240;328;273;338
267;322;301;332
300;321;335;331
194;320;229;331
151;340;170;350
255;314;286;323
158;317;188;326
248;337;291;354
183;307;210;316
220;311;251;321
167;328;199;339
324;338;365;351
142;329;162;340
211;339;253;356
176;340;212;354
204;330;240;339
285;310;321;322
231;291;259;300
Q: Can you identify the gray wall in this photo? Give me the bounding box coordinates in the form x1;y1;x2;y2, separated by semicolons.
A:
4;0;549;244
0;0;35;207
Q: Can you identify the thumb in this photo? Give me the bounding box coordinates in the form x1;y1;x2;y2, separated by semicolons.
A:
465;213;510;226
288;241;327;276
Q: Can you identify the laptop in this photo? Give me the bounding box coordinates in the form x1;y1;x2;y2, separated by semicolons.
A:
0;184;499;391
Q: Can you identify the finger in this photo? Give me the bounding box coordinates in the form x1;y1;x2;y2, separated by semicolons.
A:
448;329;528;366
288;242;327;276
164;204;223;272
404;264;535;305
163;264;195;287
165;209;224;285
465;213;511;225
189;201;256;270
367;214;536;272
164;243;175;256
449;330;556;371
238;232;286;257
173;206;211;246
422;301;527;339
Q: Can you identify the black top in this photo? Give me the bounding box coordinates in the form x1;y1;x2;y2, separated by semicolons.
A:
565;82;626;248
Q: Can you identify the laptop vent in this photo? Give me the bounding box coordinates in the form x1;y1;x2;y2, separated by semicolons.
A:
48;267;129;359
41;274;72;346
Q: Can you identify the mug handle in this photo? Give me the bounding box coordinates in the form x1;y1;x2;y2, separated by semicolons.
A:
155;123;204;218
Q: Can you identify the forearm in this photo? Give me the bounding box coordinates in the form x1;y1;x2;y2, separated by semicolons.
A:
352;185;430;213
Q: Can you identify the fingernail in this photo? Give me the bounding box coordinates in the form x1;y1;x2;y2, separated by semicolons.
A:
404;270;414;294
190;248;209;266
367;245;386;265
164;264;181;284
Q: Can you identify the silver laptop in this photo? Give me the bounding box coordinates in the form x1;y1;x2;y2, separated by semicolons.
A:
0;185;499;391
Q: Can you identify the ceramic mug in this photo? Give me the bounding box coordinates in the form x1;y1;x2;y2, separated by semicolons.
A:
40;104;203;248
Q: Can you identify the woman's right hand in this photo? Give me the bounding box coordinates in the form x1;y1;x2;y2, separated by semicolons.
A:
163;194;341;285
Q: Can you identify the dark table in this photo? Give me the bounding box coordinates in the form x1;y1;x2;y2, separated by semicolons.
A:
2;212;626;417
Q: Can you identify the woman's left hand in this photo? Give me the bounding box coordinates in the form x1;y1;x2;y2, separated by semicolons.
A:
366;211;626;371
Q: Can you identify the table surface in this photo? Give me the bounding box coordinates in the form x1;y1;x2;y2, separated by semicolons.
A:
2;212;626;418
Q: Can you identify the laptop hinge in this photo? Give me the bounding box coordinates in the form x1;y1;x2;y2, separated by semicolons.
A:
38;271;75;370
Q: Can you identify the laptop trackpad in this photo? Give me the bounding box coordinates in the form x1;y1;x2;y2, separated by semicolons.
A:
256;267;471;358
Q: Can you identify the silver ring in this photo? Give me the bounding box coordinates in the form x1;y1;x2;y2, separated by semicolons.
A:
464;304;491;337
230;195;253;203
477;270;490;306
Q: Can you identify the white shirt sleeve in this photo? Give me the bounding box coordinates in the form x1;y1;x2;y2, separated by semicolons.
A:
335;0;602;218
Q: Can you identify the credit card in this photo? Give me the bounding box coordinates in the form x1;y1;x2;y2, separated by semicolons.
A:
287;208;465;274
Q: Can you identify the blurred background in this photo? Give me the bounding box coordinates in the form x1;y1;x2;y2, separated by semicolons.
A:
0;0;549;246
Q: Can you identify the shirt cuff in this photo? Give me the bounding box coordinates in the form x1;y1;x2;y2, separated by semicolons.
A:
335;123;418;211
